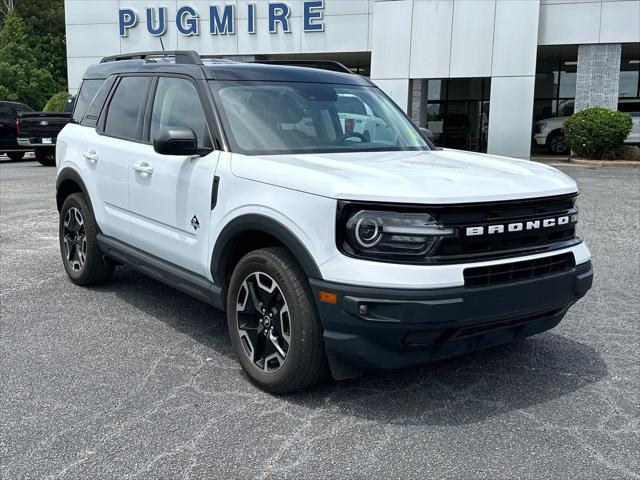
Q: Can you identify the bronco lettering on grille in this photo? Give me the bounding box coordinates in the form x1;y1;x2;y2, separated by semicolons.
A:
465;214;577;237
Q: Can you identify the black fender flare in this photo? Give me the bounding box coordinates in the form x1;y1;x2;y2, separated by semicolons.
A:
210;214;323;287
56;167;95;218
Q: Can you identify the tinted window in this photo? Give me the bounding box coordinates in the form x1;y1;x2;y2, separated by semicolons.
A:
81;77;116;128
104;77;150;141
15;104;32;113
0;104;13;118
150;77;209;148
73;79;104;123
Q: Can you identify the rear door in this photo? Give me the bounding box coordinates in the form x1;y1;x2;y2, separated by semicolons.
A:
87;76;152;241
128;75;220;277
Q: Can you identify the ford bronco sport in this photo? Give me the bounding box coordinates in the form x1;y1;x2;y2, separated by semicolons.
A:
55;51;593;393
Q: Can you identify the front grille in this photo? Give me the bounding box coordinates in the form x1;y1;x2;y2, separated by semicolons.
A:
464;252;575;287
433;193;579;263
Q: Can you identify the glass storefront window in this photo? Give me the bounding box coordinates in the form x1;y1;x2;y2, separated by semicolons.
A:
619;59;640;98
427;80;444;101
411;77;491;153
533;57;577;123
558;61;577;98
534;61;559;99
533;99;556;122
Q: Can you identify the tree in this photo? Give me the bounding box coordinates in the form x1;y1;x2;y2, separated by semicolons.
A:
0;0;67;95
0;11;55;109
0;0;15;15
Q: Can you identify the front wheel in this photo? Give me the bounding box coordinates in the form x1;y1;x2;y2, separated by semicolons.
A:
35;147;56;166
547;131;569;155
59;193;113;285
227;247;328;393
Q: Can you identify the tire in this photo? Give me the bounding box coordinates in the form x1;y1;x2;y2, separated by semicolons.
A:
59;193;113;286
547;131;569;155
7;151;25;161
35;147;56;166
227;247;328;393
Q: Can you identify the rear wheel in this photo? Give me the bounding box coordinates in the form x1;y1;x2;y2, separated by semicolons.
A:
227;247;328;393
547;131;569;155
59;193;113;285
35;147;55;166
7;151;25;161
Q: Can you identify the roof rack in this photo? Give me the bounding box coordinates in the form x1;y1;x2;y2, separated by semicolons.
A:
100;50;202;65
254;60;353;74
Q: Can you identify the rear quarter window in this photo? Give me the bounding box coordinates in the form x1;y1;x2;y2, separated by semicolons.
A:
80;77;116;128
73;79;105;123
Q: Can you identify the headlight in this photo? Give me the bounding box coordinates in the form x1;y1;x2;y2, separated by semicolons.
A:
343;210;456;260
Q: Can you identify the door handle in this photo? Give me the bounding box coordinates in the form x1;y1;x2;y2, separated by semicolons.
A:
132;162;153;176
83;151;98;162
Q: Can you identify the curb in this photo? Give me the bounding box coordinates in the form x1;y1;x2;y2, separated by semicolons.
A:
569;158;640;167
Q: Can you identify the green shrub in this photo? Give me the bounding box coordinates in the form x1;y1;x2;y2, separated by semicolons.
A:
564;107;633;159
43;91;71;112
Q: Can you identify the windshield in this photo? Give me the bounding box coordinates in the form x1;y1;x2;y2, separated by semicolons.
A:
210;81;430;155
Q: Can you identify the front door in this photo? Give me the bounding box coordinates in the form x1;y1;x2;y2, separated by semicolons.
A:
128;76;220;277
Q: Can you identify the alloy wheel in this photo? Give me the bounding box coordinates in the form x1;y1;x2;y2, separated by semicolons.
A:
236;272;291;373
62;207;87;271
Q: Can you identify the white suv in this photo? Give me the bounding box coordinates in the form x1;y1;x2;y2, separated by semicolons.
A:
56;51;593;393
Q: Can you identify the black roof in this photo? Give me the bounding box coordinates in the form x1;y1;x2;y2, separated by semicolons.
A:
0;100;30;106
84;51;372;86
205;63;371;85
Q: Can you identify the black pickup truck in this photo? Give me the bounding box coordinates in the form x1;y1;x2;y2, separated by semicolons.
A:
0;101;34;161
17;96;75;166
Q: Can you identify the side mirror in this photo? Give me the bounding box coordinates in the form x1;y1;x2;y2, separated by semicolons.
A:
419;127;434;139
153;127;212;156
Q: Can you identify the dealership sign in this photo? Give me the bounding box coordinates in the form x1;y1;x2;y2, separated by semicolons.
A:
119;1;325;37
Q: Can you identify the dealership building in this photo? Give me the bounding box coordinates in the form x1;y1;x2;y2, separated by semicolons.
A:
64;0;640;158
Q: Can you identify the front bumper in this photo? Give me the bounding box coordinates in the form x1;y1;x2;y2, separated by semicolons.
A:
310;260;593;379
533;134;548;146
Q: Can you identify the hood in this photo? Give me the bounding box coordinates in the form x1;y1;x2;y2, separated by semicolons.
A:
231;149;578;204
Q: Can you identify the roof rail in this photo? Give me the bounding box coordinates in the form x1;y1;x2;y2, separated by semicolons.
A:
254;60;353;74
100;50;203;65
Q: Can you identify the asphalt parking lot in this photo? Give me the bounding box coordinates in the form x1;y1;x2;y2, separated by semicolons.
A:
1;157;638;480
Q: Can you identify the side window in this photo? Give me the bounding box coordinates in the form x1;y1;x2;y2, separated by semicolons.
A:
73;79;104;123
81;77;116;128
150;77;210;148
15;104;33;114
104;77;150;141
0;104;14;118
